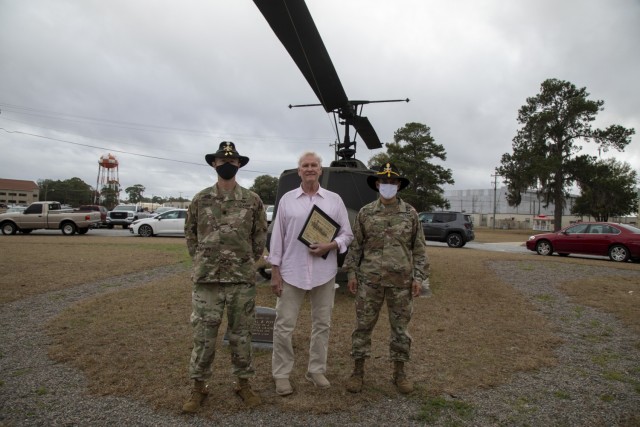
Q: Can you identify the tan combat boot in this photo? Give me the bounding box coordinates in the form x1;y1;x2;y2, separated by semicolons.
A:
182;380;209;413
345;358;365;393
235;378;262;407
392;361;414;394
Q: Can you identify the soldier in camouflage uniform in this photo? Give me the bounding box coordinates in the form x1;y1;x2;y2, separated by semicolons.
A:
343;162;428;394
182;141;268;413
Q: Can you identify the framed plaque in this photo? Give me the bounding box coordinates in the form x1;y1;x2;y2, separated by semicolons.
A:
297;205;341;259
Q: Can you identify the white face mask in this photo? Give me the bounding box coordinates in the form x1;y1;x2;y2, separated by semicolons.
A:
379;183;398;200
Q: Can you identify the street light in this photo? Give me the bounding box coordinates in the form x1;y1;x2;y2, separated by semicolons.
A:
44;187;55;201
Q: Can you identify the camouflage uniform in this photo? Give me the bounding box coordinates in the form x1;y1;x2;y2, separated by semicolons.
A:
344;198;428;362
185;183;267;380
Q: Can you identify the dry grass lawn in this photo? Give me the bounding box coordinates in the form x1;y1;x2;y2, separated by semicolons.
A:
48;249;561;416
2;229;637;419
559;275;640;335
0;235;189;304
473;227;535;243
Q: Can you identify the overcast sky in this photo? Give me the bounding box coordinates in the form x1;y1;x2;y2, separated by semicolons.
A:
1;0;638;202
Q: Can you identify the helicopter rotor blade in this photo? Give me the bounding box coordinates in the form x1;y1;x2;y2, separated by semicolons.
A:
351;116;382;149
253;0;348;113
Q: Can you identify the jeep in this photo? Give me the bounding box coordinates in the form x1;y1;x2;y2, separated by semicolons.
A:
419;211;475;248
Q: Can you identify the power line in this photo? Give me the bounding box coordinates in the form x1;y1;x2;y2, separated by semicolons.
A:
0;101;332;143
0;127;273;175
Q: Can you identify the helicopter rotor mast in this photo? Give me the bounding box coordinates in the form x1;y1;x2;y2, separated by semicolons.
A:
253;0;408;164
288;99;410;161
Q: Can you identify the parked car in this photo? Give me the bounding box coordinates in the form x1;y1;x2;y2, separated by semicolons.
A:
107;204;153;229
526;222;640;262
76;205;108;227
130;208;188;237
0;201;101;235
419;211;475;248
265;205;274;223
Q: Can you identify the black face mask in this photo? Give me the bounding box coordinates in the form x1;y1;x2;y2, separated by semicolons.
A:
215;163;239;180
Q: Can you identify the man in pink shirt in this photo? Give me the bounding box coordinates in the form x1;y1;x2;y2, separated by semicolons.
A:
268;151;354;396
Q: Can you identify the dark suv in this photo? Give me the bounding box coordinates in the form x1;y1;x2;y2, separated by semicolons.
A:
419;211;475;248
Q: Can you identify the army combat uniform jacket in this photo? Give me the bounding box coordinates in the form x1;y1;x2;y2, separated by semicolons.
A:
185;184;267;284
345;198;428;288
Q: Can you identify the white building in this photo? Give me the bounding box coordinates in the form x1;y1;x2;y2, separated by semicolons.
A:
443;187;637;229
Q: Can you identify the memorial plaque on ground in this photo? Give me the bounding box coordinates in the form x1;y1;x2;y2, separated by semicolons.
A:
223;306;275;350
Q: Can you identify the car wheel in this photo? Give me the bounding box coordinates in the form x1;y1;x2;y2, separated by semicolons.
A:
107;224;114;229
139;224;154;237
609;244;629;262
1;222;17;235
122;224;129;229
535;240;553;256
446;232;464;248
61;222;77;235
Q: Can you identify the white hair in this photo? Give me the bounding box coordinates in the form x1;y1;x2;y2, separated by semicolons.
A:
298;151;322;167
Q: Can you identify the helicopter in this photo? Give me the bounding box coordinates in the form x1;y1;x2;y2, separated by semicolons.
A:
253;0;409;276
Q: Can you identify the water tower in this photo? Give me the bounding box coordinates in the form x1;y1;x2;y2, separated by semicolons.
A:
95;153;120;204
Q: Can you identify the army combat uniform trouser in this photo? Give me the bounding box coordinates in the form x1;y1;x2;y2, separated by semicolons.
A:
189;282;256;380
351;281;413;362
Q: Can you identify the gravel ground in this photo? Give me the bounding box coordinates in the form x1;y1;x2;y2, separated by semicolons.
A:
1;261;639;426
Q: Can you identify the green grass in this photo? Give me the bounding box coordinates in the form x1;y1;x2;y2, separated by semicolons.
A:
535;294;555;303
554;390;571;400
592;352;621;367
416;396;475;424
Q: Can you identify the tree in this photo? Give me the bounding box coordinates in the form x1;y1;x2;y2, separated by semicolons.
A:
100;187;119;210
125;184;145;204
571;157;638;221
151;195;165;206
498;78;634;231
38;177;93;206
369;122;454;212
250;175;278;205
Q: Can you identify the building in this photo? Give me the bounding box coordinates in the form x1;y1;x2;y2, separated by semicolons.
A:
0;178;40;206
443;187;637;229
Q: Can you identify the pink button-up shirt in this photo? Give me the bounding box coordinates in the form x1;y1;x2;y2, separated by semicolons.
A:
268;185;353;290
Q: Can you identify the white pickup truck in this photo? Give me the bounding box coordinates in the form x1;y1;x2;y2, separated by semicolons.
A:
106;204;153;229
0;201;101;235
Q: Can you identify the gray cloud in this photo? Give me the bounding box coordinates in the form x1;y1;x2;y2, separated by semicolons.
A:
1;0;638;200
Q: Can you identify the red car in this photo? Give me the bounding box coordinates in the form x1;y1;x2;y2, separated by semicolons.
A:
526;222;640;262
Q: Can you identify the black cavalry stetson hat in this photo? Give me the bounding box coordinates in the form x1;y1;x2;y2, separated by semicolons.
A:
205;141;249;167
366;162;410;192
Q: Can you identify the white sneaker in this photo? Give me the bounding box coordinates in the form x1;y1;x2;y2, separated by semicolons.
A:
274;378;293;396
305;372;330;389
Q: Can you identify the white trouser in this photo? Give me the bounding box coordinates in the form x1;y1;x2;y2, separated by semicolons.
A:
272;278;336;378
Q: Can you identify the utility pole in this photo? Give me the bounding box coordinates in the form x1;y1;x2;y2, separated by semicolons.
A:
491;170;502;229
